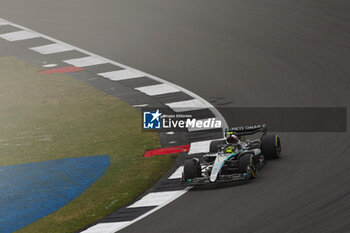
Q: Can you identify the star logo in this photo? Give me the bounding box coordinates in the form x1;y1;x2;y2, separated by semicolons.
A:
150;109;162;122
143;109;162;129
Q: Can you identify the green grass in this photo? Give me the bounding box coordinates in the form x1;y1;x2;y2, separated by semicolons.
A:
0;57;175;233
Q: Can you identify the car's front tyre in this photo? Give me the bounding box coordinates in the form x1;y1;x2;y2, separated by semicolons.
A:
238;153;257;179
183;158;201;180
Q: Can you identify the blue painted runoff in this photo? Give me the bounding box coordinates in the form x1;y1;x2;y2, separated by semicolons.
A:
0;155;110;233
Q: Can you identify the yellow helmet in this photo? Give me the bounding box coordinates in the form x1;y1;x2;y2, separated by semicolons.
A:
226;146;235;153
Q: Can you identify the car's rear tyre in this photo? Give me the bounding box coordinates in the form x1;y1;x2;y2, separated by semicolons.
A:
209;140;226;153
184;158;201;180
261;134;281;160
238;154;257;178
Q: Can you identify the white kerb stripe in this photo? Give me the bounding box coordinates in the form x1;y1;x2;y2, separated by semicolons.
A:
30;43;74;55
91;187;190;232
81;222;130;233
98;69;145;81
135;84;180;96
127;190;187;208
168;166;184;179
166;99;207;112
188;138;224;154
63;56;109;67
0;30;40;41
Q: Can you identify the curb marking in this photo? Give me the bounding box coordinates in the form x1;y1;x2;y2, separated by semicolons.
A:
166;99;208;112
63;56;109;67
135;83;181;96
144;145;190;158
39;66;84;74
82;222;130;233
30;43;74;55
0;30;40;41
127;190;187;208
168;166;184;179
81;187;190;233
98;69;145;81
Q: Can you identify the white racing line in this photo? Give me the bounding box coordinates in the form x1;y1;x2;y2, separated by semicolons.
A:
0;17;227;232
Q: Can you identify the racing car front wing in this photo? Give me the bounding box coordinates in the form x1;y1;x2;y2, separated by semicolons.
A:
182;172;251;186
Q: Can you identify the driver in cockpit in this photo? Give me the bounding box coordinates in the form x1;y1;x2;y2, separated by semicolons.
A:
225;132;240;153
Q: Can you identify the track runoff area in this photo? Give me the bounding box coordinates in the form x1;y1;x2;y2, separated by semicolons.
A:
0;18;228;233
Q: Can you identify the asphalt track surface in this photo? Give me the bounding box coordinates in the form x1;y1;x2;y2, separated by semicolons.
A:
1;1;350;232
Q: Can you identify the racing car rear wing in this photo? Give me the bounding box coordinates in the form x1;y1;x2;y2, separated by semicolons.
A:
226;124;267;137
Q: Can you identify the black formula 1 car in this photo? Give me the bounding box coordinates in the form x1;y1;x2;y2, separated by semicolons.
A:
182;124;281;186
